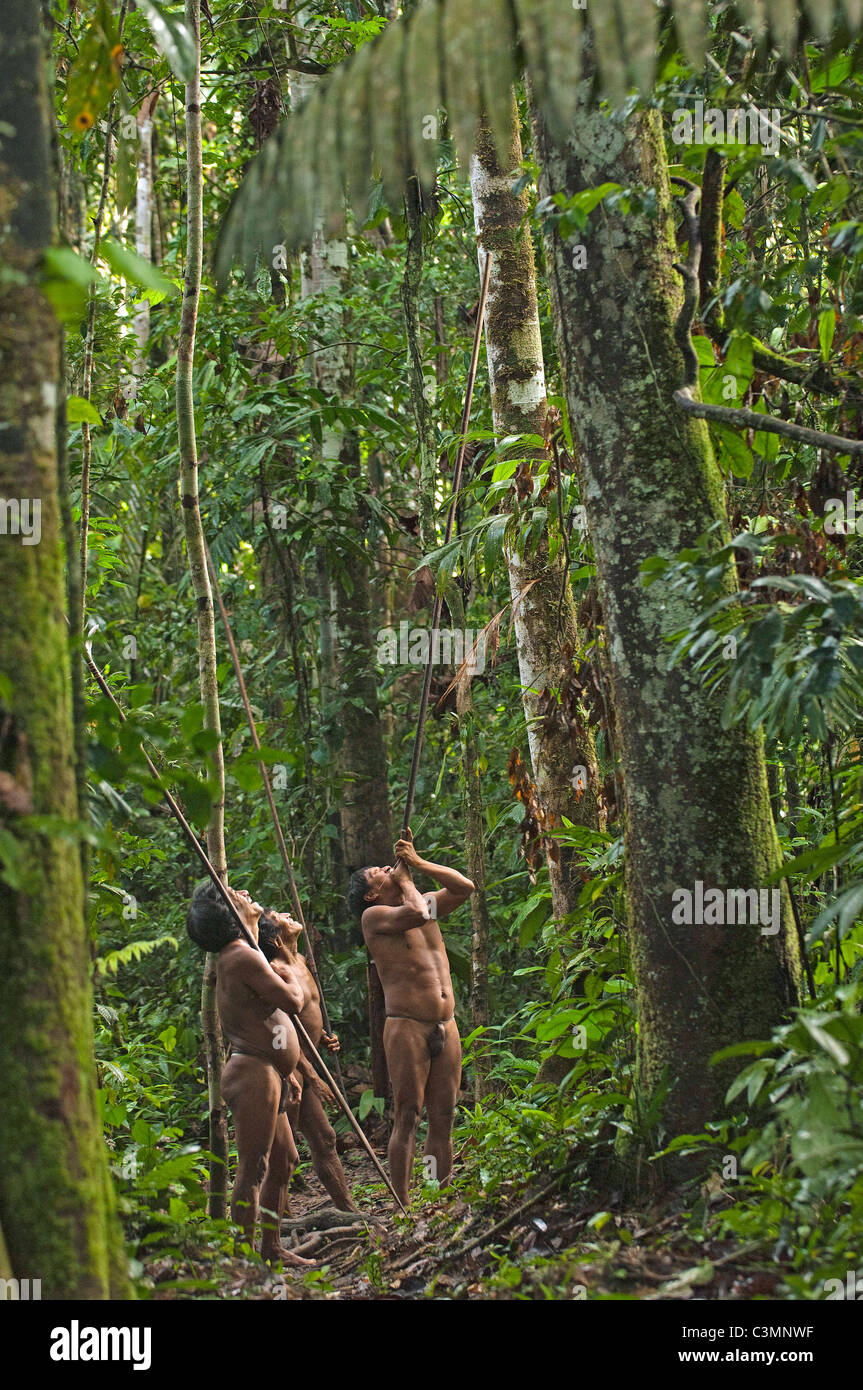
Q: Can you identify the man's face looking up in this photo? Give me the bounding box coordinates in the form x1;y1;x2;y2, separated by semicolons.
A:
227;886;264;938
269;910;303;950
363;865;399;905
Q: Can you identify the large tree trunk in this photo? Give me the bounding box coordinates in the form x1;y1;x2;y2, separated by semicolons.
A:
176;0;229;1218
470;102;602;929
532;78;800;1171
0;2;129;1298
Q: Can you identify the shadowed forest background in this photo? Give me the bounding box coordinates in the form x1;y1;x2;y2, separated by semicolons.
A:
2;0;863;1303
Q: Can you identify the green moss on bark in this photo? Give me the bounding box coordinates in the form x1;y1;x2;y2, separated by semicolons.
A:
533;84;800;1175
0;3;129;1297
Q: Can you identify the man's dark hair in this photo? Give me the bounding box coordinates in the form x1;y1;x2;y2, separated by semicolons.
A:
186;880;242;953
347;868;372;922
257;911;281;962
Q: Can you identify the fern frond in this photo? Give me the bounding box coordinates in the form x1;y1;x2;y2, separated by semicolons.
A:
96;934;178;975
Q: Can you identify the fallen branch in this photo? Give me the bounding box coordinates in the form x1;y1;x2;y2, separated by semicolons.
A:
391;1160;581;1273
281;1208;383;1234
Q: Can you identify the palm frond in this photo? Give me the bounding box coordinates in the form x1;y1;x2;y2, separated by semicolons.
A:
216;0;863;283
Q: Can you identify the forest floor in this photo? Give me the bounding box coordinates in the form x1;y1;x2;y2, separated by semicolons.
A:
143;1127;786;1301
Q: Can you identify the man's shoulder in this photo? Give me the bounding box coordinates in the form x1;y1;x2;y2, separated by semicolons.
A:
360;903;391;931
360;907;387;946
219;939;261;975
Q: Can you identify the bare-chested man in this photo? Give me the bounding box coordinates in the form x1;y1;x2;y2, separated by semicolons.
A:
257;910;358;1213
185;881;310;1266
348;831;475;1207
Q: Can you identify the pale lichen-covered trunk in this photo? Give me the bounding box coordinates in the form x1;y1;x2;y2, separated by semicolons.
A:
176;0;228;1217
131;103;154;383
0;3;129;1297
470;102;602;928
532;82;800;1166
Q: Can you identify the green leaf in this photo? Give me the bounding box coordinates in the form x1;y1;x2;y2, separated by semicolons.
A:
818;307;836;363
714;424;754;478
232;761;263;793
0;828;26;891
751;398;779;463
100;239;179;296
135;0;198;81
40;247;102;326
66;396;103;426
536;1008;583;1042
358;1089;384;1120
692;334;716;367
43;247;100;289
799;1015;850;1069
66;0;121;135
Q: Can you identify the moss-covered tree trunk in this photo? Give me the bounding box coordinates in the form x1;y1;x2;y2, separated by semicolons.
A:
470;103;602;928
176;0;228;1218
0;2;129;1298
533;82;800;1169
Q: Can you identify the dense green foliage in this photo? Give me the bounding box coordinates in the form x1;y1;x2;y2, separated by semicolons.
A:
23;1;863;1296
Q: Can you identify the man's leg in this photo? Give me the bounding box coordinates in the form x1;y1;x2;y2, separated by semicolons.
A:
259;1113;313;1266
423;1019;461;1187
299;1082;358;1212
383;1017;431;1208
222;1056;279;1250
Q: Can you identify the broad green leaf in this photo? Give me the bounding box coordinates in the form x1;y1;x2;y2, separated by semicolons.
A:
43;247;100;289
692;335;716;367
66;0;121;134
136;0;198;81
66;396;103;426
714;424;754;478
100;239;179;296
819;307;837;362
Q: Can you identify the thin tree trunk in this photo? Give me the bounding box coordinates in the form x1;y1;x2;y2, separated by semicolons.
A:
312;548;348;895
470;102;602;929
532;66;800;1178
447;582;494;1098
79;98;117;626
176;0;228;1218
401;177;494;1097
292;18;394;1098
0;2;129;1297
333;444;395;1101
131;96;156;385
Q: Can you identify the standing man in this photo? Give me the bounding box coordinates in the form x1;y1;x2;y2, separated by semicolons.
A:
348;832;474;1207
258;909;358;1213
186;881;311;1266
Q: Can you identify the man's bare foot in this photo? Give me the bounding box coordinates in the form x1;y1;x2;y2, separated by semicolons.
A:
262;1246;315;1268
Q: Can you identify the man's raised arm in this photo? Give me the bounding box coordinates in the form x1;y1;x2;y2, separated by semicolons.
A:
395;832;475;919
239;947;305;1014
364;860;432;935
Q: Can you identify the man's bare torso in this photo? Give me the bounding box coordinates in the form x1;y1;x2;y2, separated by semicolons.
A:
217;941;299;1075
269;952;323;1046
363;916;455;1022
